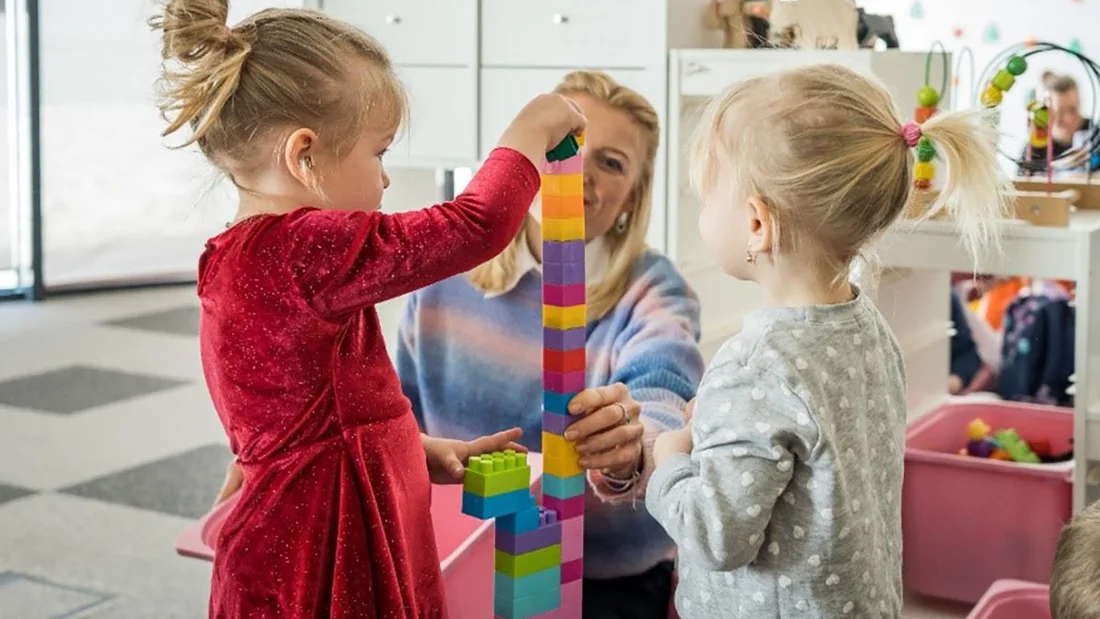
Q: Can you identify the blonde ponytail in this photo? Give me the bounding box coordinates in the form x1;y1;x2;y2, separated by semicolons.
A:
918;107;1014;260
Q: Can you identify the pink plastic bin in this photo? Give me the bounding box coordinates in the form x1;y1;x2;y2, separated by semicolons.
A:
177;455;544;619
903;401;1072;604
966;580;1051;619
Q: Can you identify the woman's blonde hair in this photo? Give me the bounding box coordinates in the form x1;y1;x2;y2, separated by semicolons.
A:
691;63;1012;281
468;70;660;320
150;0;405;179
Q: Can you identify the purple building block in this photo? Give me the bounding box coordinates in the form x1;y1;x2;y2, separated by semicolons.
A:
495;520;563;555
543;262;585;286
543;240;585;264
544;327;585;351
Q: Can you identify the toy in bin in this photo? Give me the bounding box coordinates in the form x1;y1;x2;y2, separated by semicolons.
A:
961;418;1072;463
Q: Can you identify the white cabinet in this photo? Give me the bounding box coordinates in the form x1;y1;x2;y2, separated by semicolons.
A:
322;0;477;66
398;67;478;164
480;0;650;69
478;68;648;161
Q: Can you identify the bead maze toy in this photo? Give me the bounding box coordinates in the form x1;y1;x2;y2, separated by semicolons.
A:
461;134;586;619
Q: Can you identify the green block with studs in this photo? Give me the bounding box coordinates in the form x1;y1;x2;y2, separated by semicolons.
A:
463;450;531;498
495;544;562;578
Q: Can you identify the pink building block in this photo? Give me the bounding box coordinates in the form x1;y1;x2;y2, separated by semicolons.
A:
560;514;584;563
561;558;584;584
542;494;584;520
545;157;584;175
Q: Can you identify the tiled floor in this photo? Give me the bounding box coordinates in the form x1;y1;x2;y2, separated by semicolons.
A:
0;286;971;618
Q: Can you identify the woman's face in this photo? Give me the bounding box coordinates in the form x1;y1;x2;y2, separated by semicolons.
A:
1051;89;1083;139
565;93;647;241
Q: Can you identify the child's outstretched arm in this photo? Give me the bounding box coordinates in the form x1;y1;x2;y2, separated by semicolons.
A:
283;95;585;320
645;361;819;572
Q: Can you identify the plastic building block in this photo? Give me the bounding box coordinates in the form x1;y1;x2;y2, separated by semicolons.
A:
464;450;531;497
560;558;584;583
544;454;584;478
495;565;562;601
543;327;585;352
543;218;585;242
496;520;562;554
546;135;579;162
543;283;585;307
542;175;561;197
543;370;585;393
542;194;585;219
543;349;585;374
542;494;584;520
497;506;543;534
543;262;585;286
542;432;579;460
994;429;1041;464
542;410;577;436
463;487;536;520
542;305;586;330
545;155;584;176
494;583;562;619
560;515;584;563
542;473;585;500
543;240;585;264
543;390;577;414
495;544;562;578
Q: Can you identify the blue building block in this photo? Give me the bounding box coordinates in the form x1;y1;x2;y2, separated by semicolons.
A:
494;583;562;619
462;487;535;520
497;505;545;534
543;391;577;415
495;566;562;603
542;473;585;500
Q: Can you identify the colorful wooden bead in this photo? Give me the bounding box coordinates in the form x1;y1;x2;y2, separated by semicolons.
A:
980;86;1003;107
1006;55;1028;76
917;86;941;107
916;137;936;162
914;178;932;190
915;106;936;123
1032;107;1050;129
914;161;935;181
991;69;1015;92
1030;128;1049;149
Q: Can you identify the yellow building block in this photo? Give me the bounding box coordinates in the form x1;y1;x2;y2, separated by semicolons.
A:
543;173;583;198
543;432;579;461
544;453;584;478
543;218;585;242
543;305;586;330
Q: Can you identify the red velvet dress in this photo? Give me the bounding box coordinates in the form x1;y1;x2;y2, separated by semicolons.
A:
198;148;539;618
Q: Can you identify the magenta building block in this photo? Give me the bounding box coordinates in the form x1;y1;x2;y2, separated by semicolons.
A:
544;370;585;393
560;558;584;584
543;494;584;520
543;283;586;307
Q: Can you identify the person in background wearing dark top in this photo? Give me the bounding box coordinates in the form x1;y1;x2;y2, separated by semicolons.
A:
1019;71;1093;175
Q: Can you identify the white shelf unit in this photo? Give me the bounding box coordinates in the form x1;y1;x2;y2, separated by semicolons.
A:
316;0;717;251
877;215;1100;513
667;49;942;360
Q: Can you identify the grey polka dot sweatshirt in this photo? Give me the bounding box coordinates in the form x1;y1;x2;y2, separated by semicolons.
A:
645;293;907;618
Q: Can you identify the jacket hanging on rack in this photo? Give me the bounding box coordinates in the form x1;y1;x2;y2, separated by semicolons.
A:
998;295;1075;406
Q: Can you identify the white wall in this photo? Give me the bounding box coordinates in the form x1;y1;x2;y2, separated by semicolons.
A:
0;0;444;287
859;0;1099;170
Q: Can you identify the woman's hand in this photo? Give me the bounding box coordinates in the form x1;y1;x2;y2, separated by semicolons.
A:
566;383;644;479
213;461;243;507
653;422;694;467
423;429;526;485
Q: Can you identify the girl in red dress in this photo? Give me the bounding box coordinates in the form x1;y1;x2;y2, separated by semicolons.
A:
150;2;586;617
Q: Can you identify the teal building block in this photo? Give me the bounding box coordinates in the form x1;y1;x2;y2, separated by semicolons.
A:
462;487;535;520
542;473;585;499
545;135;579;162
497;505;542;534
494;583;562;619
495;566;562;601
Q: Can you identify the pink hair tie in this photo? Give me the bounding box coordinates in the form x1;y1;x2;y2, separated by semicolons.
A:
901;121;922;147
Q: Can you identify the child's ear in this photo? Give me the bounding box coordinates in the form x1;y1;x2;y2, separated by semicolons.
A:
283;128;320;187
745;195;775;254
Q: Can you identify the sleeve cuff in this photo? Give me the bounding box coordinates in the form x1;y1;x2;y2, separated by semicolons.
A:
588;424;662;504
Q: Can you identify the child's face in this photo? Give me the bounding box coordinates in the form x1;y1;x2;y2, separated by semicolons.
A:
313;124;394;213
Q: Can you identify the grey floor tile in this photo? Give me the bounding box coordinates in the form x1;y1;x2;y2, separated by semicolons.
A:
0;572;112;619
105;306;200;337
60;444;233;519
0;365;187;415
0;482;35;505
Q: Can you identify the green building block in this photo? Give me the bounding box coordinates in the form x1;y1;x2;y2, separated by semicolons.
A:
994;429;1040;464
546;135;579;162
495;544;562;578
464;450;531;497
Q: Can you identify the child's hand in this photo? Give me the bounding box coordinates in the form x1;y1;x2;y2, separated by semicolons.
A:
213;461;243;507
497;94;587;168
422;429;526;485
653;422;694;467
684;397;697;422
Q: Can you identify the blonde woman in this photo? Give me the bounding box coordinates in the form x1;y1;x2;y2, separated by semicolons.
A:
397;71;703;618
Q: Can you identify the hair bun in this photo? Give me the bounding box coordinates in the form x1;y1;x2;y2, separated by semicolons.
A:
152;0;233;64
